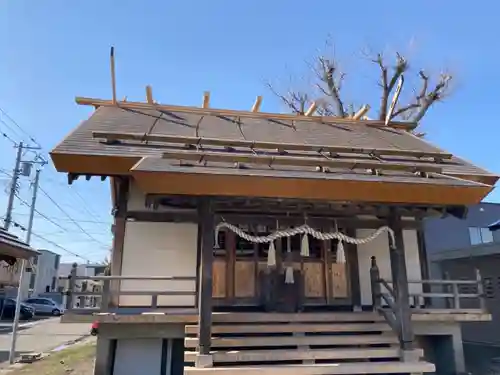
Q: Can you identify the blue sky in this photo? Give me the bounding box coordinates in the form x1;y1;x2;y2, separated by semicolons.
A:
0;1;498;263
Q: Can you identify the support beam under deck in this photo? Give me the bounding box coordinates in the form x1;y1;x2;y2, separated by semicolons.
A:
388;210;414;352
197;197;215;361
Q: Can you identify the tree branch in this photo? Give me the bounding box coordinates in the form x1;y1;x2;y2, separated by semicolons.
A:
266;81;308;114
316;56;346;117
372;53;389;121
390;70;451;122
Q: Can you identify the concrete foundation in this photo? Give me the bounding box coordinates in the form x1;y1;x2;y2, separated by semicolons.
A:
93;321;466;375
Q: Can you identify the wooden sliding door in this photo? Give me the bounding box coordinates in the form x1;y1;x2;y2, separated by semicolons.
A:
212;226;351;307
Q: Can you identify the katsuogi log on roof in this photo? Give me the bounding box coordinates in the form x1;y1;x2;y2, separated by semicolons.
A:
0;228;39;264
50;97;498;205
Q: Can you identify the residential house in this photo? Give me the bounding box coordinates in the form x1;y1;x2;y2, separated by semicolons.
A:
57;263;106;307
50;92;497;375
28;249;61;296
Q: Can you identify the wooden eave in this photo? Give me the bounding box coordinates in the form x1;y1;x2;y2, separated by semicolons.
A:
0;229;39;260
129;167;492;206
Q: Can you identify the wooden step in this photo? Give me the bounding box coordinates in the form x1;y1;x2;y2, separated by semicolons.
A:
185;322;391;335
184;361;436;374
185;334;398;348
211;312;383;323
184;347;424;363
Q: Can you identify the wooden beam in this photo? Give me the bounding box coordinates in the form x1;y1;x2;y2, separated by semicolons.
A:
76;97;418;130
416;224;431;305
110;177;129;307
387;209;414;352
251;96;262;112
197;197;214;356
146;86;154;104
124;210;420;230
305;102;318;116
352;105;370;120
194;217;202;309
160;149;443;174
345;228;361;309
126;210;197;223
110;47;117;105
92;131;452;160
202;91;210;109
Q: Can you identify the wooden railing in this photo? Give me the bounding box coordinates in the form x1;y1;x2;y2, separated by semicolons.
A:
64;269;196;313
369;255;487;349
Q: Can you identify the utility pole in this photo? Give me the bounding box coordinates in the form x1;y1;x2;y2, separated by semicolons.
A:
8;168;41;364
3;142;23;230
3;142;42;231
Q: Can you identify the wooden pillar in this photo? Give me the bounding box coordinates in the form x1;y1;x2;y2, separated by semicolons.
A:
110;177;128;307
225;230;236;302
345;228;361;310
197;197;215;361
416;223;431;306
388;210;414;352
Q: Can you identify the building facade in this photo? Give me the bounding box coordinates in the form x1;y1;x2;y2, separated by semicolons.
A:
29;249;61;296
424;203;500;374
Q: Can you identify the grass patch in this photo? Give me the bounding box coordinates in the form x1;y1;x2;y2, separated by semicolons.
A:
10;341;96;375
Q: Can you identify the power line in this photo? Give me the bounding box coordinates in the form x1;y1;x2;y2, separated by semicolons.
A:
0;107;40;147
43;176;109;222
11;212;111;225
38;185;108;247
31;232;90;261
14;193;68;232
11;220;90;261
0;129;17;146
0;107;107;224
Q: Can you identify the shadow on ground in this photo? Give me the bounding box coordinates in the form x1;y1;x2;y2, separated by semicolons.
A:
464;342;500;375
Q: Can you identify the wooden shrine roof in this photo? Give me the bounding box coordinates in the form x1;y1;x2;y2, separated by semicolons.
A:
0;228;39;262
50;101;498;205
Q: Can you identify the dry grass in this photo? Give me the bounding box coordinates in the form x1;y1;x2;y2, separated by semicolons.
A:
8;341;96;375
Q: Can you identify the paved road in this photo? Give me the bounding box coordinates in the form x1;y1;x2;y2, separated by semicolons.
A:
0;318;90;365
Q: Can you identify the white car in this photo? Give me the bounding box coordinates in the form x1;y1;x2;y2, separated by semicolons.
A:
24;298;64;316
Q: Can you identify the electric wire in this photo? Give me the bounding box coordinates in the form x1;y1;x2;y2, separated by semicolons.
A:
37;185;108;247
11;220;90;261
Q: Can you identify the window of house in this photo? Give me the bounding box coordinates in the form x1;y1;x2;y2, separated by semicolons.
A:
484;277;495;298
29;273;36;289
469;227;494;245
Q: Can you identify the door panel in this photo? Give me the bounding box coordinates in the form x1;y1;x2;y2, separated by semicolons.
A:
212;260;226;298
304;262;325;298
234;261;256;298
331;263;348;298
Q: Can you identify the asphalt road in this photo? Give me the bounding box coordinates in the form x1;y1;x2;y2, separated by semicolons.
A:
0;317;90;365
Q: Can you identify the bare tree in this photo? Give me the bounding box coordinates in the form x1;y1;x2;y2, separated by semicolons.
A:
268;44;452;127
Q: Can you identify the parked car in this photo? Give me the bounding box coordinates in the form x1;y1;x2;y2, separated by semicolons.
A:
0;298;34;320
24;297;64;316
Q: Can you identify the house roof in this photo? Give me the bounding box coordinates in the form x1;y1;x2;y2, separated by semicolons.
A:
50;100;498;205
0;228;39;261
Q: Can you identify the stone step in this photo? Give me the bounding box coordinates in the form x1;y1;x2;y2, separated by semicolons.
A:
184;347;424;363
184;334;398;348
185;322;392;335
184;360;436;374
